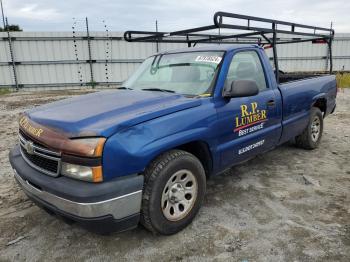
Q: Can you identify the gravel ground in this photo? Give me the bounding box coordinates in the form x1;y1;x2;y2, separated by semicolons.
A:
0;89;349;262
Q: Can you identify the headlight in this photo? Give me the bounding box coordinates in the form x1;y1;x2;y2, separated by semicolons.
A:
70;137;106;157
61;137;105;182
61;162;103;182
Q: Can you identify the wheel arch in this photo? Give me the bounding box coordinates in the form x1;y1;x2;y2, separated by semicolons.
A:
312;96;327;117
145;140;214;179
175;140;213;178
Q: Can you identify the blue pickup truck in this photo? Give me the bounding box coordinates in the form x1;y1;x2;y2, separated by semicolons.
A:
9;13;337;235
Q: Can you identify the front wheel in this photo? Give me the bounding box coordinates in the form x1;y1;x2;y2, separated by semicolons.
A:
141;150;206;235
295;107;323;149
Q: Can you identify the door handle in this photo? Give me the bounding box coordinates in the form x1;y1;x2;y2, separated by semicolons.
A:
267;100;275;107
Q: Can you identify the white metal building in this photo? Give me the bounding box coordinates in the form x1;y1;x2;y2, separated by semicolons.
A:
0;32;349;89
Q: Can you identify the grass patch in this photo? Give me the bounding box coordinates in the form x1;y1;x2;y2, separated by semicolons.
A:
0;88;11;96
336;73;350;88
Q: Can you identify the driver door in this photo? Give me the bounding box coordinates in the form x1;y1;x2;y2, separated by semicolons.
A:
216;50;282;169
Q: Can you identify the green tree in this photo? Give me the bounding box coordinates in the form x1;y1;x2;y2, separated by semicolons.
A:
0;24;22;32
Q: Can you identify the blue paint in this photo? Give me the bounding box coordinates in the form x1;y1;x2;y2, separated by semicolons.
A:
25;44;337;181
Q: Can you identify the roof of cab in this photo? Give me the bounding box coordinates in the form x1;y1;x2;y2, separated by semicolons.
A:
158;44;260;55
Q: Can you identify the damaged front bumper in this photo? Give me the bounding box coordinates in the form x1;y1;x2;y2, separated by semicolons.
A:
9;145;144;234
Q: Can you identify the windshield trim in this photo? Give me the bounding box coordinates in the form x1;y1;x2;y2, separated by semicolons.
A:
148;49;226;60
205;51;226;97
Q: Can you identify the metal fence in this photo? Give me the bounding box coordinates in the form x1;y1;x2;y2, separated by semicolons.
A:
1;31;349;90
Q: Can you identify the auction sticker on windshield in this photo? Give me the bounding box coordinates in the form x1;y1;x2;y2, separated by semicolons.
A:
195;55;222;64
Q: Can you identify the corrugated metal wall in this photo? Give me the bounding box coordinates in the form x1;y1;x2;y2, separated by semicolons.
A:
0;32;349;89
264;33;350;72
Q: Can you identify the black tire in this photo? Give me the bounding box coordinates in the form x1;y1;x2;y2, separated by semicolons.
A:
295;107;323;149
141;150;206;235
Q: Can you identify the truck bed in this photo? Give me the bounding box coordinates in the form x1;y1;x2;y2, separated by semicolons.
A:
278;74;337;144
279;73;329;84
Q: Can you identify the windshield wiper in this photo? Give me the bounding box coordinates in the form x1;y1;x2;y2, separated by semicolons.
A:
117;86;133;90
141;88;175;93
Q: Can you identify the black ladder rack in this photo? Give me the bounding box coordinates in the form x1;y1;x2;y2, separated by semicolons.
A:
124;11;335;82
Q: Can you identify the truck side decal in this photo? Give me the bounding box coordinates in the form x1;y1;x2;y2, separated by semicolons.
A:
234;102;267;136
238;139;265;155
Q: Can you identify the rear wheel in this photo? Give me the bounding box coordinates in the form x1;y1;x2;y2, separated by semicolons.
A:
141;150;206;235
295;107;323;149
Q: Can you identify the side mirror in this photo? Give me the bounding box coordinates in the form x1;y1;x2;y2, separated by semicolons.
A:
223;80;259;98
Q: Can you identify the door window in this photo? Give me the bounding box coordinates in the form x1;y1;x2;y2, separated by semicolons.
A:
226;51;267;91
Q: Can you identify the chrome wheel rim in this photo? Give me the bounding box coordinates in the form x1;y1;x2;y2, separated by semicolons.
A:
311;116;321;142
161;169;198;221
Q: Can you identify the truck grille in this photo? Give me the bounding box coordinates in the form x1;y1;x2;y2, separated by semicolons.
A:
19;131;61;177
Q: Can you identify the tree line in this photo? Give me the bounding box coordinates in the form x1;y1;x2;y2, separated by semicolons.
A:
0;24;22;31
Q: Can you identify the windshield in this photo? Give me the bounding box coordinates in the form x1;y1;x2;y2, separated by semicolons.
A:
123;51;224;96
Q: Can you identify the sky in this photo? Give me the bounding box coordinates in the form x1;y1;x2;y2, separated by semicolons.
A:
1;0;349;33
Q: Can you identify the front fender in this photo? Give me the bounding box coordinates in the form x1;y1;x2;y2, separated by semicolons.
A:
102;101;218;181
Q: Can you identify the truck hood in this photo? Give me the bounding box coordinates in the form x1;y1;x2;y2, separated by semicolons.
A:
26;90;201;137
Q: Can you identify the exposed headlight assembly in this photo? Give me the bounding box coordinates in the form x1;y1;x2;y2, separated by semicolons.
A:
61;137;105;183
70;137;106;157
